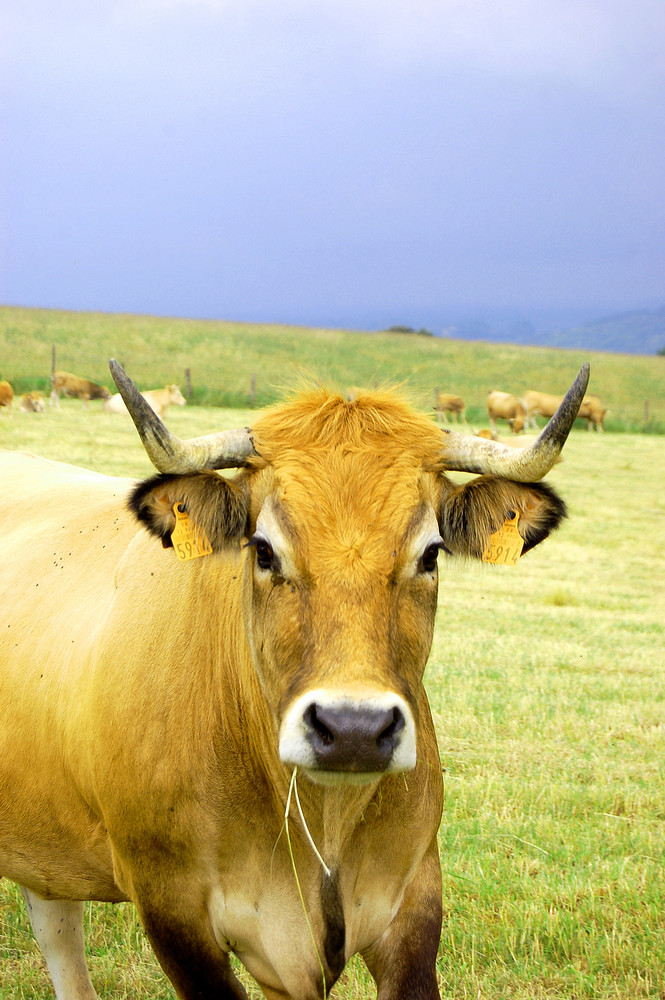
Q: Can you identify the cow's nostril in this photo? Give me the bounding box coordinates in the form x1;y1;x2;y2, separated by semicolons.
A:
377;707;405;749
304;704;334;746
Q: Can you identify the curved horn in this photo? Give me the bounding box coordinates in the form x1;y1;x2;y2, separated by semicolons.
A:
441;362;590;481
109;360;257;473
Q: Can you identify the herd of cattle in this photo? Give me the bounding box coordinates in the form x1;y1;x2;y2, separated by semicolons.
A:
435;385;607;433
2;372;608;438
0;370;187;419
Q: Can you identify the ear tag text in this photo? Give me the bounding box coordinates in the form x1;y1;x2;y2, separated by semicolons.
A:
482;511;524;566
171;503;213;561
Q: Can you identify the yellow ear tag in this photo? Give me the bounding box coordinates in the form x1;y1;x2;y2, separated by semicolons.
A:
171;503;213;561
482;511;524;566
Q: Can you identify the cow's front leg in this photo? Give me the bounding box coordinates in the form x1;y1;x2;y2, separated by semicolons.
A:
361;839;442;1000
138;897;249;1000
20;886;98;1000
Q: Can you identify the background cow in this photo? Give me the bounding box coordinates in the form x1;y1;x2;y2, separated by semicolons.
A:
19;390;47;413
486;389;527;434
524;389;563;430
0;361;589;1000
578;394;607;431
0;380;13;416
526;389;607;432
434;391;466;423
50;370;111;407
104;383;186;419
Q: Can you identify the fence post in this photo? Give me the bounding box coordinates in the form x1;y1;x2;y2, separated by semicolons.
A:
185;368;191;398
644;400;649;424
250;374;256;407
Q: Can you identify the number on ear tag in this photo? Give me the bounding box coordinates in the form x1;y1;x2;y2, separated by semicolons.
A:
482;511;524;566
171;503;213;561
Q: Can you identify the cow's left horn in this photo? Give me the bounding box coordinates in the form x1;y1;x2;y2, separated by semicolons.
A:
441;363;590;481
109;360;257;472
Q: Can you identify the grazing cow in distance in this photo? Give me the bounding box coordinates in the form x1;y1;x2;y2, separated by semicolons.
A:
50;370;111;408
0;360;589;1000
345;385;381;401
345;385;363;401
524;390;565;430
434;391;466;423
526;389;607;432
486;389;527;434
19;391;46;413
104;384;187;419
0;381;13;417
476;428;562;462
578;395;607;431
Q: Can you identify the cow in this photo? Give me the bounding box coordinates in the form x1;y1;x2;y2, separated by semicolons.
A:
0;380;13;417
578;395;607;432
0;360;589;1000
476;429;563;463
19;390;47;413
486;390;527;434
104;383;187;419
526;390;607;432
50;370;111;408
524;390;564;430
434;392;466;424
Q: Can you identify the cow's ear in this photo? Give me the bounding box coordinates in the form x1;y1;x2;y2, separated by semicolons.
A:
439;476;567;558
129;471;249;551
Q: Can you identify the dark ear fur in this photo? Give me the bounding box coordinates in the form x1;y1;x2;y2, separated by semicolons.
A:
439;476;567;558
129;471;249;550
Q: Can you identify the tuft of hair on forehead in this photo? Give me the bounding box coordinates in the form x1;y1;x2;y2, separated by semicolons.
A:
252;385;444;466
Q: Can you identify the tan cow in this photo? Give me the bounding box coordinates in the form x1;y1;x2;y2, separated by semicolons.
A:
0;360;589;1000
524;390;563;430
526;390;607;432
476;429;562;463
0;381;13;417
104;384;186;419
434;392;466;424
486;390;527;434
50;370;111;408
578;395;607;431
19;391;47;413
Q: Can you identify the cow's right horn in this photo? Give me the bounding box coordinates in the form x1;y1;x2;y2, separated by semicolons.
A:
109;360;257;473
440;363;590;481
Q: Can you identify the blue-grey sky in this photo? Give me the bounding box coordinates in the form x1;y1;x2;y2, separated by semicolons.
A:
2;0;664;330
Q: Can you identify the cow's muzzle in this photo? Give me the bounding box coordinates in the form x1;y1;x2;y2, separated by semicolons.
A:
279;690;417;785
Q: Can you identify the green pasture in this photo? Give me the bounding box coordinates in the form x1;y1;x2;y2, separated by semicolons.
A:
0;395;663;998
1;304;664;431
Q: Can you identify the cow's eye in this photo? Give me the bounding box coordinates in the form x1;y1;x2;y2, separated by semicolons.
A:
418;541;447;574
248;535;276;571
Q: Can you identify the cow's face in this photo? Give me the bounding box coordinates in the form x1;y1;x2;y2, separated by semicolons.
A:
129;392;567;787
166;386;186;406
240;455;445;785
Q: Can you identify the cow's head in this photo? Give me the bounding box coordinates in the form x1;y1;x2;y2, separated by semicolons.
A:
114;361;589;787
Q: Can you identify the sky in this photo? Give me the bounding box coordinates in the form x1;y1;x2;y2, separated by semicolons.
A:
1;0;664;332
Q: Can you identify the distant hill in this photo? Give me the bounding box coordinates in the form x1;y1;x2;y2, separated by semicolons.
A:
442;306;665;355
541;307;665;355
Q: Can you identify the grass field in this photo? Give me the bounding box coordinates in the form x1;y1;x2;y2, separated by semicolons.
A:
1;304;664;431
0;317;664;998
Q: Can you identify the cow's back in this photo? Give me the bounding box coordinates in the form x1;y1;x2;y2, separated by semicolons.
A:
0;453;143;697
0;453;140;896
